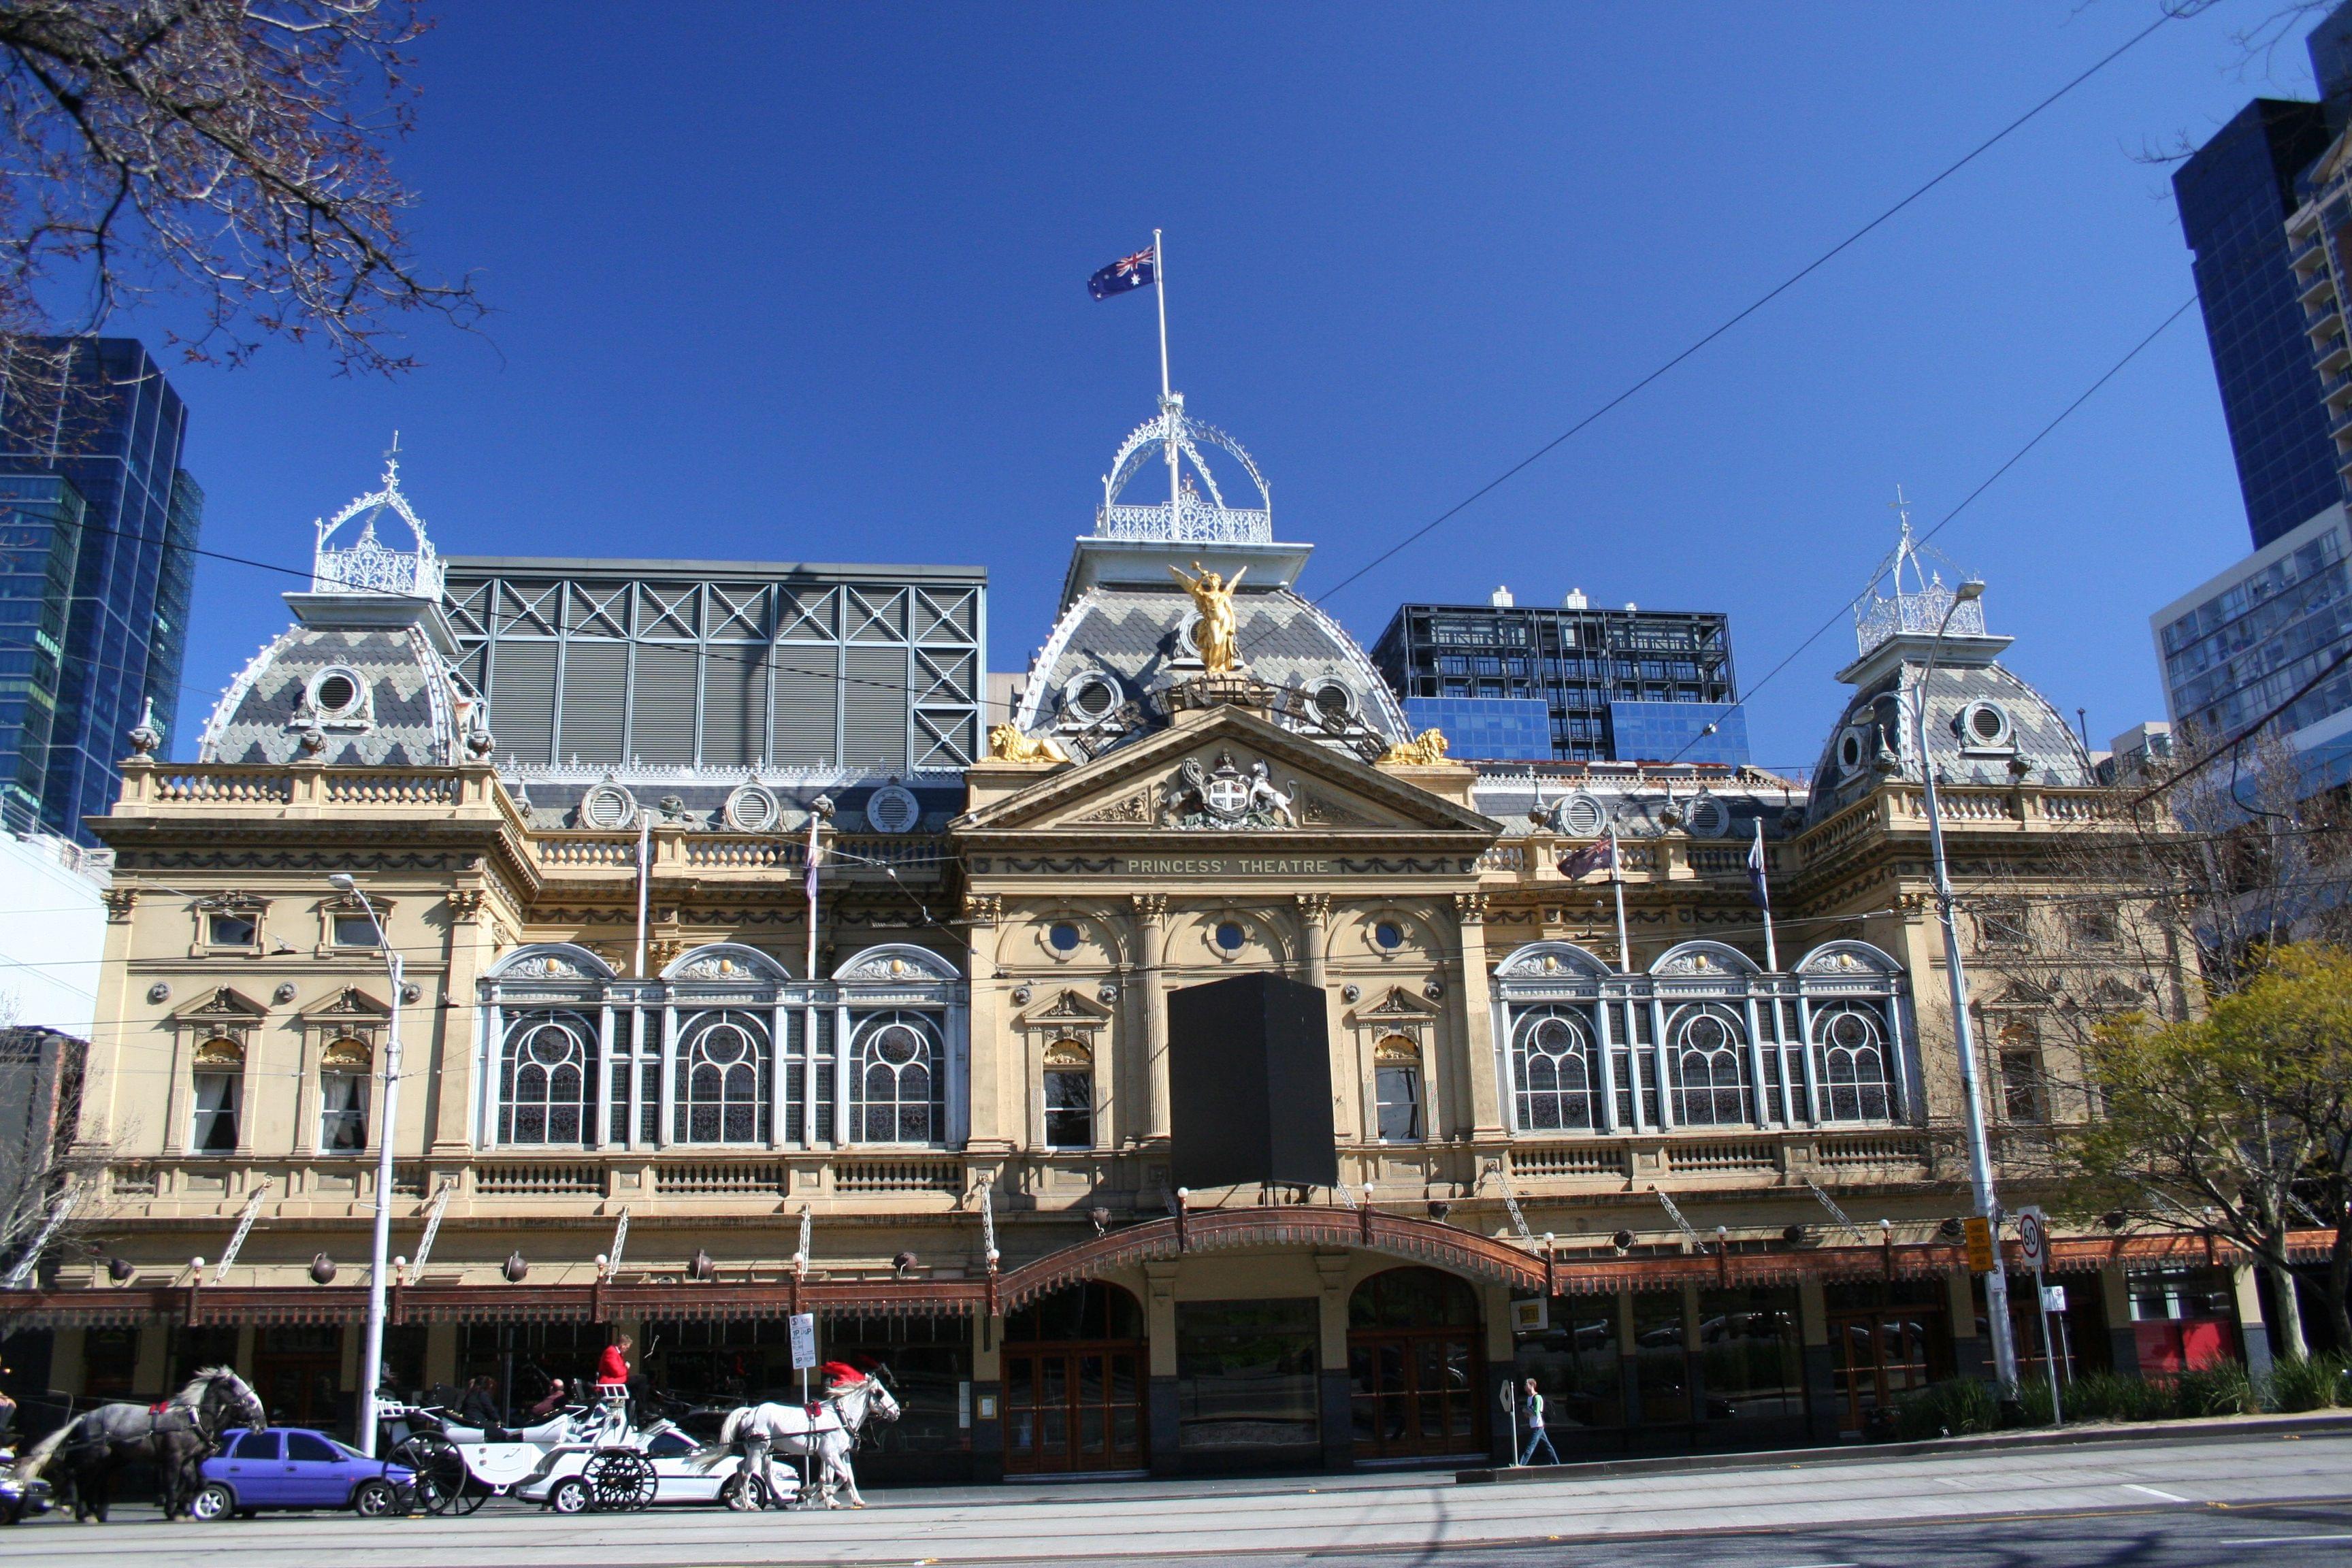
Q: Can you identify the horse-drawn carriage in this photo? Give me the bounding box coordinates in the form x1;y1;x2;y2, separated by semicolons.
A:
383;1362;900;1515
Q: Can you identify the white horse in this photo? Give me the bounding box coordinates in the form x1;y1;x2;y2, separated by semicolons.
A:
692;1375;900;1509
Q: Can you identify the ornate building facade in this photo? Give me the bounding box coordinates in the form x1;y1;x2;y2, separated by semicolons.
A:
6;407;2291;1480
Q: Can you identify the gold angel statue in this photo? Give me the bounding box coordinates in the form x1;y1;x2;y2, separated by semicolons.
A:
1170;561;1245;674
987;723;1070;765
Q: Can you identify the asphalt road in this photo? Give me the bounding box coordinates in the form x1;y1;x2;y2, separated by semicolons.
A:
5;1431;2349;1567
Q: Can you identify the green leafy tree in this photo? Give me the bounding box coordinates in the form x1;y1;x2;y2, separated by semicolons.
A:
2076;946;2352;1354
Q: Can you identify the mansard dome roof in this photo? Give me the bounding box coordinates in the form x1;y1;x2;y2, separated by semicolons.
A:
197;457;485;768
1806;524;2095;824
1015;394;1409;758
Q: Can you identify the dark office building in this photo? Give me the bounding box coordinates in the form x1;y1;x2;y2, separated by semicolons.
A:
2173;8;2352;550
0;339;201;841
1370;592;1745;765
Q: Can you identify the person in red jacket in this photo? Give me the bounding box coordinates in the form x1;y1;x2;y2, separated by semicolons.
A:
595;1335;633;1399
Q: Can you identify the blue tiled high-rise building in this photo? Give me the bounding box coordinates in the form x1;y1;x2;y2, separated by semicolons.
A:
2175;97;2338;549
2173;5;2352;550
0;339;202;842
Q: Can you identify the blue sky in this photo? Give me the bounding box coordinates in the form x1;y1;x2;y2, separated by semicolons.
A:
148;2;2324;774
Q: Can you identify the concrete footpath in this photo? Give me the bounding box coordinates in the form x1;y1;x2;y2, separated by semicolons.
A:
1458;1407;2352;1484
4;1421;2349;1567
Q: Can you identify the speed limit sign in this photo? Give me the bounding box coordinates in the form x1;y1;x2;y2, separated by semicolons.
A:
2015;1207;2048;1274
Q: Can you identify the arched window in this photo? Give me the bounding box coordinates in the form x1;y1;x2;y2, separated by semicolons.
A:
1348;1267;1481;1329
1042;1039;1093;1151
1004;1281;1145;1343
1374;1036;1423;1142
191;1038;244;1153
676;1011;770;1143
1812;1002;1894;1122
1667;1002;1749;1126
1512;1005;1597;1132
318;1039;370;1154
499;1009;594;1145
851;1010;945;1144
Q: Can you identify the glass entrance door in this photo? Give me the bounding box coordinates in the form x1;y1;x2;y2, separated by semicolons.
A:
1002;1345;1145;1473
1829;1311;1938;1433
1348;1332;1482;1457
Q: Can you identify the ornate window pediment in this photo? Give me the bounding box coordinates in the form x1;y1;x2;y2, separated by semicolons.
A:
173;985;268;1024
1651;940;1761;978
834;943;960;985
489;943;616;983
664;943;791;983
1493;941;1612;982
1354;985;1437;1021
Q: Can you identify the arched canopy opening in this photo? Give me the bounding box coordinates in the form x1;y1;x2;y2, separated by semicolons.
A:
1005;1279;1145;1343
1349;1266;1482;1330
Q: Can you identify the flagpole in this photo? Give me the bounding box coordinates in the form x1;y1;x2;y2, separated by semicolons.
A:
1609;824;1632;973
1154;229;1171;401
1155;229;1179;527
1753;818;1779;972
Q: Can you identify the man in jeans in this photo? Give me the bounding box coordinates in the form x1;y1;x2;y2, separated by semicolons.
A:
1519;1376;1560;1465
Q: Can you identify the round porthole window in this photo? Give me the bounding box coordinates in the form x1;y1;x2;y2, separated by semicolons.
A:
1838;728;1868;773
1215;921;1245;953
865;783;919;834
1373;919;1404;951
1959;700;2013;749
1556;794;1605;837
310;668;363;718
579;782;637;830
1063;674;1122;725
1049;921;1081;953
723;785;779;832
1309;681;1355;726
1684;794;1729;838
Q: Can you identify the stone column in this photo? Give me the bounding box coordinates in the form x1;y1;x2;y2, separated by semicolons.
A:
961;895;1012;1156
1486;1280;1517;1465
1296;894;1330;991
1145;1258;1180;1475
1797;1277;1838;1442
1314;1250;1354;1471
970;1309;1003;1482
2100;1264;2138;1377
133;1324;168;1396
1946;1268;1987;1380
1134;896;1171;1142
1682;1283;1706;1425
1616;1288;1642;1430
2230;1264;2275;1381
1455;894;1506;1137
432;887;493;1155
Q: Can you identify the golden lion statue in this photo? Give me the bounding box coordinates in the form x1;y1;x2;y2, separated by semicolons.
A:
1378;728;1450;766
987;723;1070;765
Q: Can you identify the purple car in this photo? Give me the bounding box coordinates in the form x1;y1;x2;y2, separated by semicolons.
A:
193;1428;413;1520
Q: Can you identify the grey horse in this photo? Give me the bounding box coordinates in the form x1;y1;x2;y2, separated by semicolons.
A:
14;1366;266;1521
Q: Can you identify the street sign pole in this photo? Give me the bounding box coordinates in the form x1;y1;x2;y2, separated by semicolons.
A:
2016;1207;2060;1424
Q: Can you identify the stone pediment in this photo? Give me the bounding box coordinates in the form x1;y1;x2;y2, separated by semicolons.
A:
1354;985;1438;1021
299;985;390;1022
956;705;1495;840
172;985;270;1023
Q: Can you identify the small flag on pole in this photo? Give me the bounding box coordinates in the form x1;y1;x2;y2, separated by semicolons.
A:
1746;820;1769;909
1558;826;1617;881
804;814;823;900
1088;246;1157;299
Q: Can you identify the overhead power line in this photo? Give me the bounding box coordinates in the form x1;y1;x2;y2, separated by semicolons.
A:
1313;7;2185;604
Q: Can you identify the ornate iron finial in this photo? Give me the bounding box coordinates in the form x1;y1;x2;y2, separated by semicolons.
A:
1852;492;1985;658
1096;394;1272;544
312;442;442;599
127;696;163;756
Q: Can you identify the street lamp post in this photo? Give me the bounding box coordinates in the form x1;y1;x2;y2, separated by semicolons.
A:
1908;581;2021;1388
331;872;404;1455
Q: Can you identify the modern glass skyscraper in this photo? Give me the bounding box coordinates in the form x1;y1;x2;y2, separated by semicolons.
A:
2175;97;2338;549
0;339;202;842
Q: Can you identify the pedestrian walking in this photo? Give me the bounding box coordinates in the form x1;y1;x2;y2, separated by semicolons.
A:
1518;1377;1559;1466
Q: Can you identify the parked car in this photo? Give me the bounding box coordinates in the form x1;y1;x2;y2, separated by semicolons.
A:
193;1428;412;1519
0;1465;53;1524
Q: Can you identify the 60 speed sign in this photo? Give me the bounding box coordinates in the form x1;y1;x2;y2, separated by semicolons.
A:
2014;1206;2048;1274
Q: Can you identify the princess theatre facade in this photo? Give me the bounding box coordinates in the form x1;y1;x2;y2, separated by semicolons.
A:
8;402;2275;1480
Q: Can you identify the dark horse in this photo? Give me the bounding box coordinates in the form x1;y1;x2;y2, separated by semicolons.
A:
13;1367;265;1521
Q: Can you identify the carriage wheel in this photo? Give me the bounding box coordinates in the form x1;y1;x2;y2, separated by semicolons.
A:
583;1449;655;1512
389;1433;470;1516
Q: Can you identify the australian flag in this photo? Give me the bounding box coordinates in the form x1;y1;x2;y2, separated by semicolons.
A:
1558;831;1616;881
1088;245;1157;299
